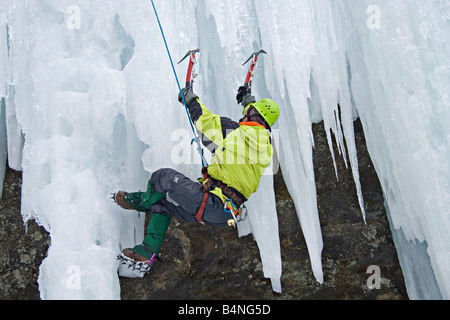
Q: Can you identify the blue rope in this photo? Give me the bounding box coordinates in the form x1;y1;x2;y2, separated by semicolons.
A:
150;0;207;167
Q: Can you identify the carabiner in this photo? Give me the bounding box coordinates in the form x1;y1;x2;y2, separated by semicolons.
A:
224;198;235;214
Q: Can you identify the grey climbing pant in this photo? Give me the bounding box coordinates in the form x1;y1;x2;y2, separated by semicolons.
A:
129;168;233;227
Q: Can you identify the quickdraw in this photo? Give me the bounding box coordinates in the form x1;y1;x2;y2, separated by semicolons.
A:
225;199;248;227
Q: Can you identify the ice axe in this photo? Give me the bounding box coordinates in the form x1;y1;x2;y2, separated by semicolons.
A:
177;48;208;167
178;49;200;89
242;49;267;93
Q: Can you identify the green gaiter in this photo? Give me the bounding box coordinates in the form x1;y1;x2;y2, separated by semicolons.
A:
125;179;165;212
133;213;171;259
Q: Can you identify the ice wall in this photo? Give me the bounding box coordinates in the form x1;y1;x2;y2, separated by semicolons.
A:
1;1;152;299
1;13;23;198
1;0;449;300
0;21;7;195
336;0;450;299
251;0;450;299
0;0;282;298
0;97;6;193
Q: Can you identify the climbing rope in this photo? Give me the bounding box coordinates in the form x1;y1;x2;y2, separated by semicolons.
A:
150;0;207;167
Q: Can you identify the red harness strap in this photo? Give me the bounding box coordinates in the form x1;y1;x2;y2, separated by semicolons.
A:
195;169;210;224
195;191;209;224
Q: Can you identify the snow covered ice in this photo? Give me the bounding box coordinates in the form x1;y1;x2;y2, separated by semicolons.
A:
1;0;449;299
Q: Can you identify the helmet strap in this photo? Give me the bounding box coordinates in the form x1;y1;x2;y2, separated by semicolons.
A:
247;114;271;132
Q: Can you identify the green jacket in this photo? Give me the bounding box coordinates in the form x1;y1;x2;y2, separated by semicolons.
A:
187;98;273;202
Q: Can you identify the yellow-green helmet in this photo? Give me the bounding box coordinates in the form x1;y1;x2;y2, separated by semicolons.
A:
253;99;280;127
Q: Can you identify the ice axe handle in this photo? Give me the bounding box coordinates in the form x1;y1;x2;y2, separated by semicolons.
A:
178;49;200;89
243;50;266;91
185;55;195;88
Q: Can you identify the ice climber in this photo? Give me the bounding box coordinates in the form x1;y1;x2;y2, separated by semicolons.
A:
114;86;280;273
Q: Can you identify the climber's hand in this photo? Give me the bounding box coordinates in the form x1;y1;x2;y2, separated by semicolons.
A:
236;86;256;106
178;87;198;105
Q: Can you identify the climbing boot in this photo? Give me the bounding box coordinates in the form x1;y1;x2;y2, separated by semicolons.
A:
117;213;171;274
113;179;165;212
118;246;157;274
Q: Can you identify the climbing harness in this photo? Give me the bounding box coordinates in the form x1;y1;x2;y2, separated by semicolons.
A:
195;167;248;227
195;169;209;224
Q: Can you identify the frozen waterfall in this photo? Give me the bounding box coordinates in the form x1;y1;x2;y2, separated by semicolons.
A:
0;0;449;299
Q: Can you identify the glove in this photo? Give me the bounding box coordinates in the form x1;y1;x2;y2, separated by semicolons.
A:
236;86;256;106
178;87;198;105
236;86;248;104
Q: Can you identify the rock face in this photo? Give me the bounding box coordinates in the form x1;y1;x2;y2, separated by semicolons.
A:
0;119;407;300
0;168;50;299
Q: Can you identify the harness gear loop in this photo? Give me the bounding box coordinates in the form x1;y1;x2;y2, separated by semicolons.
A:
225;200;247;222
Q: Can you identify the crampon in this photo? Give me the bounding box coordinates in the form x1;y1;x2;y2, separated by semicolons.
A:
117;251;157;274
